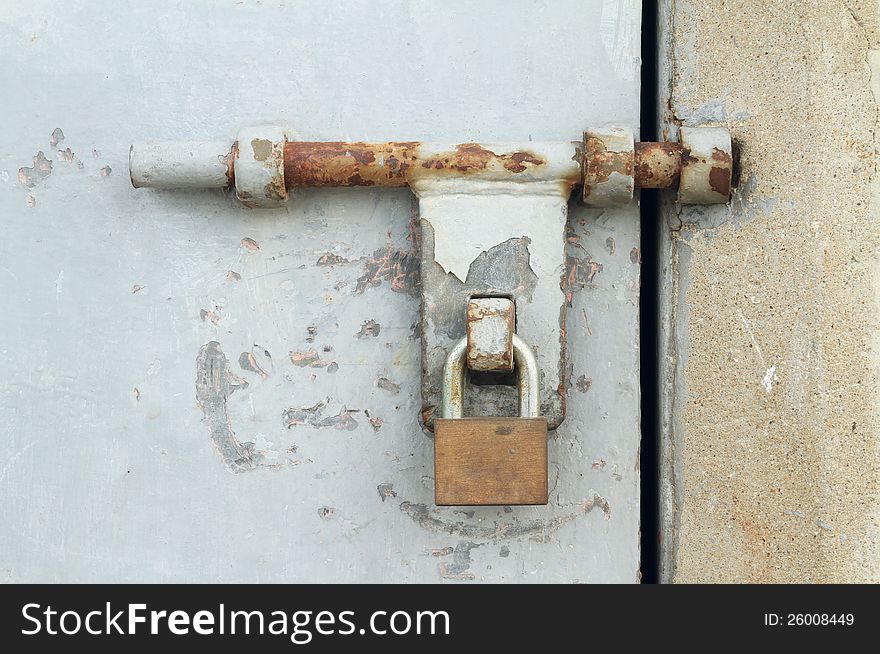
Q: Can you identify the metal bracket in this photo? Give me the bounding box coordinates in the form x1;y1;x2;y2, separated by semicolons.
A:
129;125;734;432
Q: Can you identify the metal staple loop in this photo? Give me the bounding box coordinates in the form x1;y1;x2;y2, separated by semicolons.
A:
441;334;540;420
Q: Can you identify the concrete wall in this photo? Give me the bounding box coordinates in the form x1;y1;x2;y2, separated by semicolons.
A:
660;0;880;583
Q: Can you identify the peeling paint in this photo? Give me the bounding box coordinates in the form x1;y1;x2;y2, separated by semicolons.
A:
375;376;400;394
575;375;592;393
317;252;350;266
289;349;335;369
282;401;359;431
239;347;273;379
398;492;612;541
438;541;479;581
355;234;420;296
355;320;381;338
364;410;383;431
240;237;260;251
18;151;53;187
195;341;265;473
376;483;396;502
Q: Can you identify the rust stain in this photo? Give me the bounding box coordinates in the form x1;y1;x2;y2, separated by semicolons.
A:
634;141;682;188
226;270;242;282
708;147;733;196
223;141;238;187
241;237;260;251
289;349;335;369
284;141;419;187
583;135;633;198
709;166;732;196
563;255;603;301
355;214;420;296
711;147;732;164
417;143;545;176
238;352;271;379
466;298;515;372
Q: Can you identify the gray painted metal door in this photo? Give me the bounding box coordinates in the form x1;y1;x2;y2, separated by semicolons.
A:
0;0;641;582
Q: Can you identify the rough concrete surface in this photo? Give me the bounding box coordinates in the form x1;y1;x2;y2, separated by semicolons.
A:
661;0;880;582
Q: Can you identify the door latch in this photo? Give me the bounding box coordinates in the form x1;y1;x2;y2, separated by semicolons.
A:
130;125;733;435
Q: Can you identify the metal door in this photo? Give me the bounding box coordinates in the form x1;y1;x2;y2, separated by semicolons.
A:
0;0;641;582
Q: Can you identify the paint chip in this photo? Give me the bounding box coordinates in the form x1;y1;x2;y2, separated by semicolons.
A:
377;483;397;502
761;365;777;393
49;128;64;147
316;252;350;266
318;507;336;520
375;376;400;394
18;151;53;187
355;319;381;338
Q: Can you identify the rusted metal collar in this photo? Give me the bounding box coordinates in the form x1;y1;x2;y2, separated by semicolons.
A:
129;125;734;207
582;126;732;206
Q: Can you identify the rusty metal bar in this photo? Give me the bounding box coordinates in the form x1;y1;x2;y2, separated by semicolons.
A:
634;141;682;188
284;140;687;190
129;128;734;206
284;141;418;187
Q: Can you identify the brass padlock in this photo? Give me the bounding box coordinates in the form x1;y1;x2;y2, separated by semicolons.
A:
434;334;548;506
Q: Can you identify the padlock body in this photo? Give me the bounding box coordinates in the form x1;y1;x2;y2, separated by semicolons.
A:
434;417;548;506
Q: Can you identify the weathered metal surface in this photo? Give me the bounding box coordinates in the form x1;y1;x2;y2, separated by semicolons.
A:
443;334;539;420
129;141;234;189
678;126;733;204
583;127;635;206
0;0;642;583
284;141;418;187
131;133;732;203
234;125;288;207
466;297;515;372
413;178;569;431
634;141;682;188
433;417;548;506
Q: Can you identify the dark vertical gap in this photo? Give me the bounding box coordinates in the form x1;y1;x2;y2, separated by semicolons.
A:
639;0;660;584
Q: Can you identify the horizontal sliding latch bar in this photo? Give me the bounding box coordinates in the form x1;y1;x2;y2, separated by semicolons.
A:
129;125;733;208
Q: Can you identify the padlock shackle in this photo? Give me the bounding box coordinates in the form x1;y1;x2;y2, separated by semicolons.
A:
441;334;540;419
